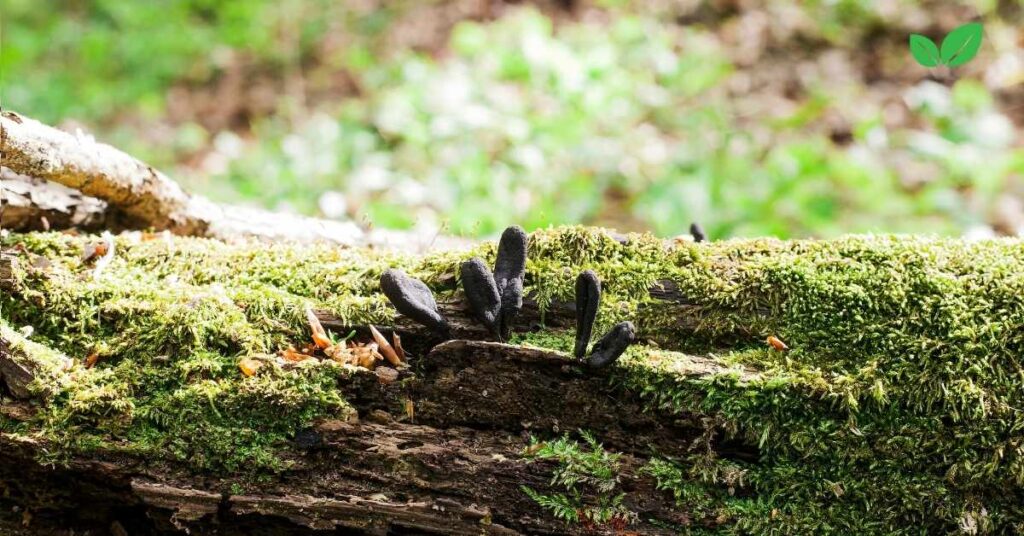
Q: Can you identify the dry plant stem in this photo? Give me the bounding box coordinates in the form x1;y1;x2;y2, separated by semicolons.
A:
369;325;402;366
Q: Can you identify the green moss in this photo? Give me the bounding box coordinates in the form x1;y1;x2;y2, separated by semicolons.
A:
3;228;1024;532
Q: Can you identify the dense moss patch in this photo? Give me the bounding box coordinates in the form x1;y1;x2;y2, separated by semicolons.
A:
3;228;1024;532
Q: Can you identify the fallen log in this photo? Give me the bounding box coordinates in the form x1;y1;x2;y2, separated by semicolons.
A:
2;227;1024;534
0;339;699;535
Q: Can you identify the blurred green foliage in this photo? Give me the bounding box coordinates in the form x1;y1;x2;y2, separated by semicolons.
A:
2;1;1021;238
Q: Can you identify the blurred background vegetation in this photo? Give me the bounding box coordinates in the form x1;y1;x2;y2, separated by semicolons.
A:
3;0;1024;239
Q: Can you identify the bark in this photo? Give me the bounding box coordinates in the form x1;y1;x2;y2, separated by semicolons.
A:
0;334;732;535
0;338;37;399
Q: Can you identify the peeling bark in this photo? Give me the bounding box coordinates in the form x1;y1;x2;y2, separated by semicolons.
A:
1;167;108;232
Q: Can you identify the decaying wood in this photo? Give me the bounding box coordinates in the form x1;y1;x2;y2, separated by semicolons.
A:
0;111;204;235
0;249;743;532
0;252;14;290
0;338;735;535
0;337;37;399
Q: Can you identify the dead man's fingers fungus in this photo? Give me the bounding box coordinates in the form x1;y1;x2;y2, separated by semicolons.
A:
586;321;636;369
380;269;450;337
574;270;601;360
460;257;502;337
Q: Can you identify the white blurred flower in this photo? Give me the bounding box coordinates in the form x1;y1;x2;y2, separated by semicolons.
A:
522;31;549;67
428;68;473;113
282;134;307;161
969;112;1014;148
460;104;492;129
984;52;1024;90
637;84;671;107
393;178;429;205
375;92;416;135
512;145;545;171
551;45;584;92
865;126;888;149
318;191;348;219
308;113;341;143
513;187;532;212
652;48;678;75
963;225;996;242
201;152;229;175
213;131;245;159
904;81;952;116
907;132;955;158
351;162;390;191
504;117;530;141
430;116;458;137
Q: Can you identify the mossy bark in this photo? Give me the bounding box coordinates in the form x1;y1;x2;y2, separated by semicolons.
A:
2;227;1024;534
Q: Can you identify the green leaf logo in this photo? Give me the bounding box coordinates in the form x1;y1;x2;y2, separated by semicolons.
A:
909;34;941;67
909;22;983;68
941;22;983;66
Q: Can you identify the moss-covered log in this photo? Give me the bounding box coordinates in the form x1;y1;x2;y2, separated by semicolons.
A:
1;227;1024;534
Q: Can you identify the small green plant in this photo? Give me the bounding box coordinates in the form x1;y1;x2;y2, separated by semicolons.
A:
642;455;748;519
910;22;983;68
520;430;635;526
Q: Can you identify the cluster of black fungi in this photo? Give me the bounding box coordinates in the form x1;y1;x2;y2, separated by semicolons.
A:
379;226;641;369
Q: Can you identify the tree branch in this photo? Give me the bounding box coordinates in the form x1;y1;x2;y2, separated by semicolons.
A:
0;111;364;245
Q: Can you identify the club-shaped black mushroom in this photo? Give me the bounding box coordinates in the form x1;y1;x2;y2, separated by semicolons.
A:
574;270;601;360
380;269;450;337
586;321;636;369
461;257;501;337
493;225;528;339
690;222;706;243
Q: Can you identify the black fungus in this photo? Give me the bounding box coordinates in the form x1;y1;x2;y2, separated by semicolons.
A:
574;270;601;359
690;222;706;243
380;269;450;337
586;321;636;369
493;225;528;339
461;257;501;337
